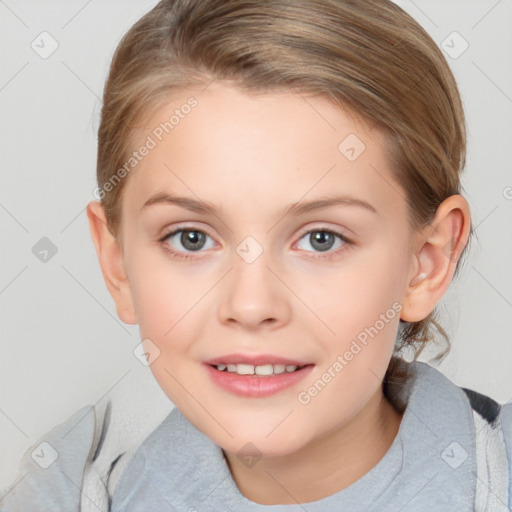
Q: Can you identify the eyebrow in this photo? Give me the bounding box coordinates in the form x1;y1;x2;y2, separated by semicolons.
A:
141;192;378;217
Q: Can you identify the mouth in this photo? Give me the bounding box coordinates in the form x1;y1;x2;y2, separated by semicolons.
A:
204;360;315;397
203;353;314;377
209;362;312;377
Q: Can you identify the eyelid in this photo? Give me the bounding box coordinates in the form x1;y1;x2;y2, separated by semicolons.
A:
159;222;352;241
158;222;216;240
295;223;353;243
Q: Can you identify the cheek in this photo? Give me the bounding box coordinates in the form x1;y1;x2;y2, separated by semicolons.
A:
300;250;406;404
306;256;404;340
128;258;211;404
127;248;206;342
296;261;403;429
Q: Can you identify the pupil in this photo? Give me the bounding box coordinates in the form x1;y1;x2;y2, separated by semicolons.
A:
181;231;205;250
311;231;334;252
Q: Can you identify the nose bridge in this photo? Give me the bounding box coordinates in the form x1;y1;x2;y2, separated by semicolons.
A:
217;236;291;329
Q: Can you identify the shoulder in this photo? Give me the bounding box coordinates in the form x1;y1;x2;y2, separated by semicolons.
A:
1;380;173;512
501;401;512;435
458;384;512;509
0;404;98;512
404;361;511;508
500;402;512;504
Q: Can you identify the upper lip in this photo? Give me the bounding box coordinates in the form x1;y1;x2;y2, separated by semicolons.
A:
204;353;313;367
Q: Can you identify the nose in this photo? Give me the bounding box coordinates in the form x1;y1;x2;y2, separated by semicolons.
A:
217;251;292;331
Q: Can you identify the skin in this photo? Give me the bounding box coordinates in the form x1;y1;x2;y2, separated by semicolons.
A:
87;82;471;505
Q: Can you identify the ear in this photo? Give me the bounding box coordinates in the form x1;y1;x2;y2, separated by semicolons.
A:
86;201;137;325
400;194;471;322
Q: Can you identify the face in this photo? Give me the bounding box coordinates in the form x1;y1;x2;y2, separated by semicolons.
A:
117;82;415;458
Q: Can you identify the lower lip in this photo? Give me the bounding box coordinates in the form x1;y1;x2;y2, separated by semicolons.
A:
204;364;314;398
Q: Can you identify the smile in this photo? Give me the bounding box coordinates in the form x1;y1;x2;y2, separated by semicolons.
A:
212;363;306;376
204;363;315;398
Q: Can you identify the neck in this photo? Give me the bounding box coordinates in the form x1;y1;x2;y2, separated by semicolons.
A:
222;388;403;505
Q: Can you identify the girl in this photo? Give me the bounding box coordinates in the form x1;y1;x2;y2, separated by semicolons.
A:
2;0;511;510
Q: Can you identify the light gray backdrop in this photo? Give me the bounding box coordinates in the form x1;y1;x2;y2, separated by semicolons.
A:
1;0;511;486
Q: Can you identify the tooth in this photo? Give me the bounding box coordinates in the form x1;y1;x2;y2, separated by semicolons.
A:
218;363;301;375
255;364;274;376
273;364;286;374
236;364;255;375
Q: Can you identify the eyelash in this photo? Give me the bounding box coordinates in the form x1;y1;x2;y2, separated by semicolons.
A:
158;228;213;261
158;226;353;261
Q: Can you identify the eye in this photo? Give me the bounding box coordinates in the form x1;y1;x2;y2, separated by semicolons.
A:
295;229;350;257
158;226;351;261
159;228;216;259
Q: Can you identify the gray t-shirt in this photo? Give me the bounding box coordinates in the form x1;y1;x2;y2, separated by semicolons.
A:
2;360;512;511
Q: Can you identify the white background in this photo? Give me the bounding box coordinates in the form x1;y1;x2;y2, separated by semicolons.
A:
1;0;511;488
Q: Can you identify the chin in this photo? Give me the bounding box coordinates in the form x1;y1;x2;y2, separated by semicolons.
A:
214;426;309;460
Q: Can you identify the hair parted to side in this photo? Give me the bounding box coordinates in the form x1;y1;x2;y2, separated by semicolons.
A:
96;0;472;397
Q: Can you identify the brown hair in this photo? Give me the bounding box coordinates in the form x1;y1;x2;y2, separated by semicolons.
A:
96;0;472;397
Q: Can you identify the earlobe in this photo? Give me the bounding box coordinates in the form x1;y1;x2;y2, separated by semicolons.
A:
86;201;138;325
400;195;471;322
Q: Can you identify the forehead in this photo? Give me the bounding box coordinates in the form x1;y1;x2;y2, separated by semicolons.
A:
122;82;406;223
